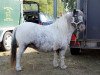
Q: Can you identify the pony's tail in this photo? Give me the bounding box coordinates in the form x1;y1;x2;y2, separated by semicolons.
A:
11;28;17;67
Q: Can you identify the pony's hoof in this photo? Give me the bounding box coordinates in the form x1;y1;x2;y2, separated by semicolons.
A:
16;67;22;71
53;64;59;68
60;65;67;69
53;61;59;67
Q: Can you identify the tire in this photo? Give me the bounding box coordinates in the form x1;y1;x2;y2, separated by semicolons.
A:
70;48;81;55
2;32;12;51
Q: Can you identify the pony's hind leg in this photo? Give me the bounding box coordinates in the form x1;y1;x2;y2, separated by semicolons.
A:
16;44;26;71
59;49;67;69
53;51;59;68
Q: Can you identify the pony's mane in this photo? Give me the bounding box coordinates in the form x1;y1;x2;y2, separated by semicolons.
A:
50;12;73;33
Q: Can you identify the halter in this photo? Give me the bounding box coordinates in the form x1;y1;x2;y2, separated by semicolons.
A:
71;9;84;32
71;9;84;45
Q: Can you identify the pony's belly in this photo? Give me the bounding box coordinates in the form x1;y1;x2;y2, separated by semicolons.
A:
37;45;54;52
28;43;53;52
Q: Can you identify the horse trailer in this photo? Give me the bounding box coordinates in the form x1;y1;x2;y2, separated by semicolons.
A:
70;0;100;55
0;0;23;51
0;0;40;51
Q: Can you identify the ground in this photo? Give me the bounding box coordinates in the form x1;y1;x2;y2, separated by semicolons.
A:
0;48;100;75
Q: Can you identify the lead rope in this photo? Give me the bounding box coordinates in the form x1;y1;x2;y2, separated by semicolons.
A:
74;30;80;47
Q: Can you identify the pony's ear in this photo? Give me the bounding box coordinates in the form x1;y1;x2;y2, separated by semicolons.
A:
73;9;77;16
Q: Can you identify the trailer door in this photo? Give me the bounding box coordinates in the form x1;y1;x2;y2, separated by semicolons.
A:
86;0;100;39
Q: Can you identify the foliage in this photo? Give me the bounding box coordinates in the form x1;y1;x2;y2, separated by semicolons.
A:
24;0;76;16
26;0;53;15
64;0;76;11
24;0;64;16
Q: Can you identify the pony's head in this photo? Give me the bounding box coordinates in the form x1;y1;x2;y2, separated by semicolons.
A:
71;9;85;32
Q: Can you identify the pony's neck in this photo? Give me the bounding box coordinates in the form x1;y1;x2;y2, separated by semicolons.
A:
66;12;75;33
53;14;68;31
52;12;75;35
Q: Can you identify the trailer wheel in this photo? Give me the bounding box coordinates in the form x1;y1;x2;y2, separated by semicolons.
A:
70;48;81;55
2;32;12;51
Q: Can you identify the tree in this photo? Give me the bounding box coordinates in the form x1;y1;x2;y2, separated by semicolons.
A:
63;0;76;11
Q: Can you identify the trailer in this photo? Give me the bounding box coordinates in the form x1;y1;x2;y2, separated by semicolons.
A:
0;0;40;51
0;0;23;50
70;0;100;55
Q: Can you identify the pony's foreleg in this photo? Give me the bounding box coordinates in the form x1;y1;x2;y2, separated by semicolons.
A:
53;51;59;67
60;49;67;69
16;45;25;71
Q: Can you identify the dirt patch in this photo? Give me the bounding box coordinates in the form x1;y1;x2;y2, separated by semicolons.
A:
0;48;100;75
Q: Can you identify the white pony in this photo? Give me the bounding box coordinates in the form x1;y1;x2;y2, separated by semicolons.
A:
11;9;85;71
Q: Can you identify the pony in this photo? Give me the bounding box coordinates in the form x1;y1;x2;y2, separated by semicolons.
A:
11;9;85;71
